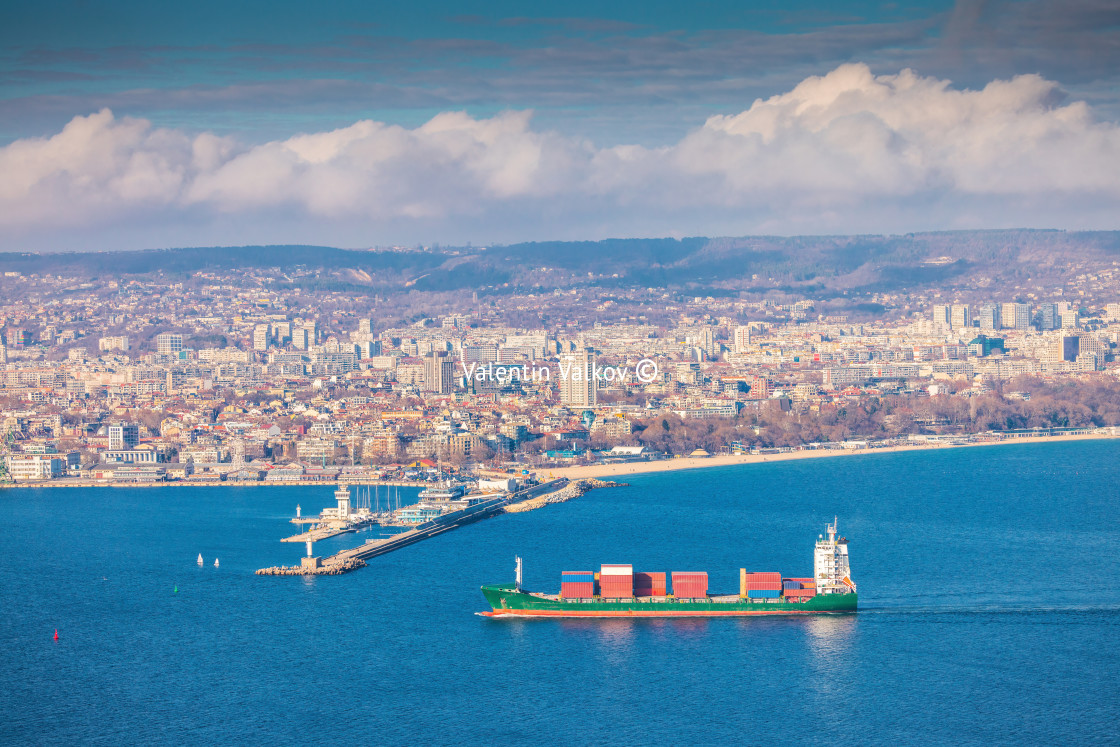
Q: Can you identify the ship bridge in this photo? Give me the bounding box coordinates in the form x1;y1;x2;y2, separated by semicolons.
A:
814;517;855;594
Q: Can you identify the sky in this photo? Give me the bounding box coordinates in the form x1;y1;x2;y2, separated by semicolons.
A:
2;0;1120;251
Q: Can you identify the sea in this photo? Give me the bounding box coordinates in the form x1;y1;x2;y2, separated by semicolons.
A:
2;440;1119;746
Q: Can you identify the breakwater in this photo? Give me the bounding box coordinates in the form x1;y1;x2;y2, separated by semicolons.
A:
257;479;577;576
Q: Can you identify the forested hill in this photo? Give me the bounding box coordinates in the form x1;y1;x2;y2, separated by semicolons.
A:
2;230;1118;297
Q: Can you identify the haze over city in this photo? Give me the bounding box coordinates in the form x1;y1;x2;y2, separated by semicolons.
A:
3;0;1120;251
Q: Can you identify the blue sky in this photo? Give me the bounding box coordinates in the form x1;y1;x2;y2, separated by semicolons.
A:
2;1;1119;250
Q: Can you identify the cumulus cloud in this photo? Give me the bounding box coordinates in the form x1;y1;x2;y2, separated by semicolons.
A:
2;63;1119;249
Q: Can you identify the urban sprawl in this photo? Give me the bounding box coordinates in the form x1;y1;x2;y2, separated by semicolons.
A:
3;264;1120;485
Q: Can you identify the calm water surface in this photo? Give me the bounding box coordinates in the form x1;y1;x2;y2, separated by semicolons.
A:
2;441;1119;745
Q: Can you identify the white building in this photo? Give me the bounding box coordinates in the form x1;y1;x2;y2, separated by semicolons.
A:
156;333;183;356
108;424;140;451
559;349;596;407
6;454;64;480
1001;303;1032;330
733;326;752;353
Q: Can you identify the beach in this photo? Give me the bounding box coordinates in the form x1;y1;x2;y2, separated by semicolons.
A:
542;432;1120;480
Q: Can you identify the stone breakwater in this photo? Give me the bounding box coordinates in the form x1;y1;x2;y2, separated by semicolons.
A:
255;558;367;575
504;478;627;513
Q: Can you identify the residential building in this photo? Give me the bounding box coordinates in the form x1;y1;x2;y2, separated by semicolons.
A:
733;325;752;353
423;351;454;394
1039;303;1060;330
977;304;1001;330
98;335;130;352
950;304;970;330
559;349;596;407
1001;302;1032;330
253;324;271;351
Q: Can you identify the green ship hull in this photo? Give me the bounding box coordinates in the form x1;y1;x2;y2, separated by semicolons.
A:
480;585;857;618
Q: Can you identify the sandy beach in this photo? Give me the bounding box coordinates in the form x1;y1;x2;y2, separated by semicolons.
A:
542;432;1120;481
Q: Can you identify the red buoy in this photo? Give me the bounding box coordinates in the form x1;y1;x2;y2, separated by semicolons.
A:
53;629;59;641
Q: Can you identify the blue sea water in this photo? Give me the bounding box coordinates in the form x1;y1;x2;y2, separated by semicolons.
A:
2;441;1119;745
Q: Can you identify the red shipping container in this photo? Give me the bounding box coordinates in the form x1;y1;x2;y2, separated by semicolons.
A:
671;572;708;598
561;582;594;599
744;581;783;591
633;572;667;596
745;572;782;582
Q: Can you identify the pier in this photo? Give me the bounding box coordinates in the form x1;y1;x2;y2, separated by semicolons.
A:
257;478;620;576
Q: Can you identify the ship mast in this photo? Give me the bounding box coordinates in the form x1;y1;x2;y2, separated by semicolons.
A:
515;556;523;592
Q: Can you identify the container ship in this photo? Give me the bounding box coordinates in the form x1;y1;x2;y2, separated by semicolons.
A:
481;519;857;617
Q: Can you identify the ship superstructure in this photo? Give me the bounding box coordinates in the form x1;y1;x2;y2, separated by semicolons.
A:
814;516;856;595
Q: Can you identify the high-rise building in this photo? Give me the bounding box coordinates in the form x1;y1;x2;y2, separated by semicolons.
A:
931;304;950;328
272;321;292;345
1060;310;1079;329
699;327;716;357
949;305;970;330
733;325;752;353
108;424;140;451
156;333;183;356
253;324;271;351
422;352;454;395
978;304;1001;330
1001;302;1031;330
559;349;596;407
292;327;310;350
1038;303;1060;331
357;340;382;359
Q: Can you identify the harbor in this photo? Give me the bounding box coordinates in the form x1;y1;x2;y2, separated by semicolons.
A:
257;477;625;576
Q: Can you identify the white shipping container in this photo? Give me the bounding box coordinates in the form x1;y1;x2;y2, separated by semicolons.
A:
600;564;633;576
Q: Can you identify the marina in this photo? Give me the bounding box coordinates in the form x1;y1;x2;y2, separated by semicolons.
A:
257;478;625;575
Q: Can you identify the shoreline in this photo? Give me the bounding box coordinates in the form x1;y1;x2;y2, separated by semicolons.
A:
541;432;1120;481
3;432;1118;489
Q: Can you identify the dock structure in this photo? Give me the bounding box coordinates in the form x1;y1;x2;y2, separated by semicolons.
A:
257;479;578;576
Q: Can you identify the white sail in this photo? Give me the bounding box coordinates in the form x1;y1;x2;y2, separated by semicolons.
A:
197;553;203;566
214;558;219;567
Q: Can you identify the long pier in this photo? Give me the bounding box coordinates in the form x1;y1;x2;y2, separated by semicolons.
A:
257;479;573;576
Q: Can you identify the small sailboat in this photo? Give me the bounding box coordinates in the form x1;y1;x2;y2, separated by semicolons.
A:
214;558;219;568
197;553;203;566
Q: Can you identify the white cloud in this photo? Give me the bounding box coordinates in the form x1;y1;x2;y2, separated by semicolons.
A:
2;64;1119;249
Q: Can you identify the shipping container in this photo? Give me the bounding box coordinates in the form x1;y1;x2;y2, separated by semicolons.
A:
783;588;817;598
747;589;781;599
745;572;782;582
560;582;594;599
600;564;633;576
782;580;801;590
633;572;667;596
672;572;708;598
744;581;783;591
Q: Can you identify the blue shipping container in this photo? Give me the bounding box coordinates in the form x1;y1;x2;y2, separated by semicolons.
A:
748;589;781;599
782;581;801;590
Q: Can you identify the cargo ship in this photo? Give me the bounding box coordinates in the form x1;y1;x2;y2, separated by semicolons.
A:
481;519;857;617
